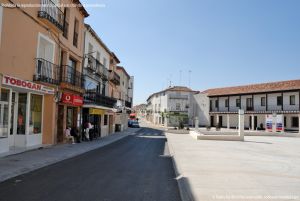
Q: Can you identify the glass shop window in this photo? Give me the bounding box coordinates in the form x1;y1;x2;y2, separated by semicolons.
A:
29;94;43;134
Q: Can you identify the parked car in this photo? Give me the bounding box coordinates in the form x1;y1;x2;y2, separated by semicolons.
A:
131;121;140;128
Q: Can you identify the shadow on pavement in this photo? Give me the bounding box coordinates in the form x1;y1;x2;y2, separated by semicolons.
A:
0;127;182;201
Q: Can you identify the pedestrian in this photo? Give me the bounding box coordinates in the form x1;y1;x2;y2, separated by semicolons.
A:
71;127;81;143
65;127;75;144
84;121;93;141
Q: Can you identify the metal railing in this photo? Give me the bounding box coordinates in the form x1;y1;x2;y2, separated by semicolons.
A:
38;0;64;31
210;104;300;112
169;94;189;99
87;56;109;80
84;92;117;108
33;58;60;85
61;65;85;88
109;71;120;85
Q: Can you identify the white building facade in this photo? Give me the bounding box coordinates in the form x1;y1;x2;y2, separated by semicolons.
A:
146;86;197;127
200;80;300;133
82;24;117;137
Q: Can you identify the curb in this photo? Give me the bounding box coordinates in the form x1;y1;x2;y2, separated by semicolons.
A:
165;132;195;201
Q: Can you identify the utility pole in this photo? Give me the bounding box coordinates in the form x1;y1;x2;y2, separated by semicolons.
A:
179;70;182;86
188;70;192;88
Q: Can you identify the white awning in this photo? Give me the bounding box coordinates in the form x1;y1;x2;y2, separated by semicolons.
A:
83;104;118;112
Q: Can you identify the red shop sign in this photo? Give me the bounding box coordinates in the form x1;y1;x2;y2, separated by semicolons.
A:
61;93;83;106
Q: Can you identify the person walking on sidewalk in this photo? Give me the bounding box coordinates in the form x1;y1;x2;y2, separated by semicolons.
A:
84;122;93;141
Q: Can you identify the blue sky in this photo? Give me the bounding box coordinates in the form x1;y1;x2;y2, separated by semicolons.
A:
82;0;300;104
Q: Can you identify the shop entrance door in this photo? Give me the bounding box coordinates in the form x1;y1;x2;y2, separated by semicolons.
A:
9;92;27;148
0;92;9;144
9;92;17;147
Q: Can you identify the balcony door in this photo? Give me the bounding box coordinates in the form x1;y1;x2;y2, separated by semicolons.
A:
37;34;55;79
246;98;253;111
67;58;77;84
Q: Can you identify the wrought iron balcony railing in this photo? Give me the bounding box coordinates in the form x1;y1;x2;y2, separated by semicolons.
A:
61;65;85;88
84;92;117;108
169;94;189;99
38;0;64;31
33;58;60;85
86;55;109;81
109;71;120;85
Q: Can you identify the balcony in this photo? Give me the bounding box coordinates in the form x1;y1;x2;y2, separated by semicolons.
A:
60;65;85;89
38;0;64;32
125;100;132;108
209;104;300;113
169;94;189;99
109;71;120;85
168;108;188;113
84;92;117;108
86;56;109;81
33;58;60;85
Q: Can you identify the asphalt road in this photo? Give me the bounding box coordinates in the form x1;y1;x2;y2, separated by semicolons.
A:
0;127;181;201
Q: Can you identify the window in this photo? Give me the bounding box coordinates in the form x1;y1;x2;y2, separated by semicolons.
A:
102;83;106;95
67;58;76;84
261;97;266;106
176;103;181;111
215;100;219;108
0;88;9;138
209;100;212;111
29;94;43;134
67;107;74;127
236;98;241;107
246;98;253;110
88;43;93;54
104;115;108;125
85;77;98;92
73;19;79;47
103;58;107;68
17;93;27;135
96;51;100;61
63;8;69;39
277;96;282;106
246;98;253;107
225;99;229;107
291;117;299;127
290;95;296;105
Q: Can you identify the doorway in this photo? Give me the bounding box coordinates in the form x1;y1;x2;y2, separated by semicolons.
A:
9;92;27;148
9;92;17;147
210;116;214;127
218;116;223;127
254;116;258;130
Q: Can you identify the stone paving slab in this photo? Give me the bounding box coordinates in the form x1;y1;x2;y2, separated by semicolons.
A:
166;132;300;201
0;128;141;183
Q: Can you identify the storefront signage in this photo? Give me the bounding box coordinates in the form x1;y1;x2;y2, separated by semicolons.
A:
2;75;54;94
61;93;83;106
89;108;105;115
266;115;273;132
276;115;284;132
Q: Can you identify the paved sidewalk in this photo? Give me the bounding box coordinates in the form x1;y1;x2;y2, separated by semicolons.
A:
166;132;300;201
0;128;140;183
